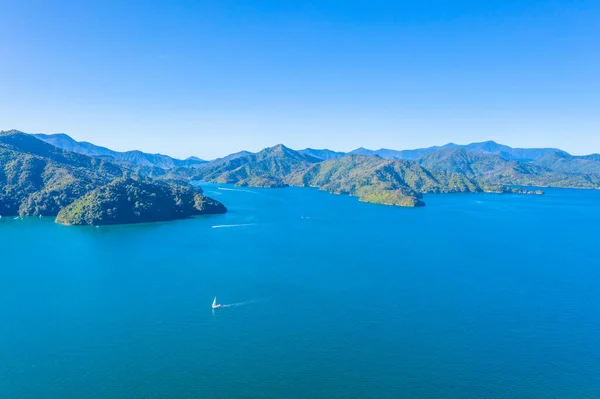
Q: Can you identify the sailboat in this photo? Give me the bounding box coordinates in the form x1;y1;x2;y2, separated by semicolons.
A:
212;296;223;309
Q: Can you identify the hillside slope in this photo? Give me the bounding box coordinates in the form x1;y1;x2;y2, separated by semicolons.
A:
192;144;320;187
290;155;481;206
56;178;225;226
0;131;226;222
419;148;600;189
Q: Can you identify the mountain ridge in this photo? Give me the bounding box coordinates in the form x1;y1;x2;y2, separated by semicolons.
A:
5;129;599;211
345;140;565;161
188;145;551;206
28;131;591;165
419;148;600;188
34;132;207;169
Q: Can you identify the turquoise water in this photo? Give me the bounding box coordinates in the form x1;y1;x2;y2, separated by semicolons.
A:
1;184;600;398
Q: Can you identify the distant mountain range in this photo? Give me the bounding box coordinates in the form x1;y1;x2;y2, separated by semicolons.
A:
418;148;600;188
33;132;596;167
3;130;600;214
318;141;565;162
178;144;564;206
34;133;207;169
284;140;575;164
179;140;599;205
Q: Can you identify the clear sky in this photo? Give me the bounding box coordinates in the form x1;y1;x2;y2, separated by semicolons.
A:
1;0;599;159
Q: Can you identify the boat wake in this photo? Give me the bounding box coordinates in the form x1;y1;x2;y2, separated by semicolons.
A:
220;300;256;308
211;223;256;229
218;187;258;194
212;297;259;311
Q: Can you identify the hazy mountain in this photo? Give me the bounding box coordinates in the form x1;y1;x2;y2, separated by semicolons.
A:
34;133;206;169
298;148;346;160
207;150;254;166
348;147;378;157
33;133;114;156
461;141;565;161
392;144;461;160
583;154;600;162
348;144;457;160
347;141;563;161
532;151;600;175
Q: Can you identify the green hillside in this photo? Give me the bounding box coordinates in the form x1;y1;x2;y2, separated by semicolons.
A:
419;148;600;189
0;130;226;223
172;144;555;207
56;178;225;226
191;144;319;187
533;152;600;175
291;155;482;206
0;131;123;216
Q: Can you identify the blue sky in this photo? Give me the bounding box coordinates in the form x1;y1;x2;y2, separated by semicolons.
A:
1;0;599;159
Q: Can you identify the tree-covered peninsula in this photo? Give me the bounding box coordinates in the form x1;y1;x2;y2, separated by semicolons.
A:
56;178;225;226
0;130;226;224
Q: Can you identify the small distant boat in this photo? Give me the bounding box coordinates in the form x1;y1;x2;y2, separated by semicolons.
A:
212;296;223;309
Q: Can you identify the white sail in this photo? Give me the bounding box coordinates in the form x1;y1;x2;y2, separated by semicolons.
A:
212;297;217;307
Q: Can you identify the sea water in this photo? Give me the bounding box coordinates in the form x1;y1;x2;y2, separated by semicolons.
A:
1;184;599;398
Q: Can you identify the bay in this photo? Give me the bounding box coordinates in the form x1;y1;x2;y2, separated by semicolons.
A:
1;184;600;398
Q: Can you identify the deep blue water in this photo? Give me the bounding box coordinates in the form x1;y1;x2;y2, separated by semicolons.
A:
1;184;600;399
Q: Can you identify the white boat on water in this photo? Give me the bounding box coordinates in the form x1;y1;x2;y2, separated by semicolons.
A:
212;297;223;309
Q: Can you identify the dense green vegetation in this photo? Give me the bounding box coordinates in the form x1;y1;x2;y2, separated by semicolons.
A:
0;132;123;216
189;144;319;188
4;129;598;211
56;178;225;226
176;145;598;207
289;155;479;206
0;130;225;223
419;148;600;189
